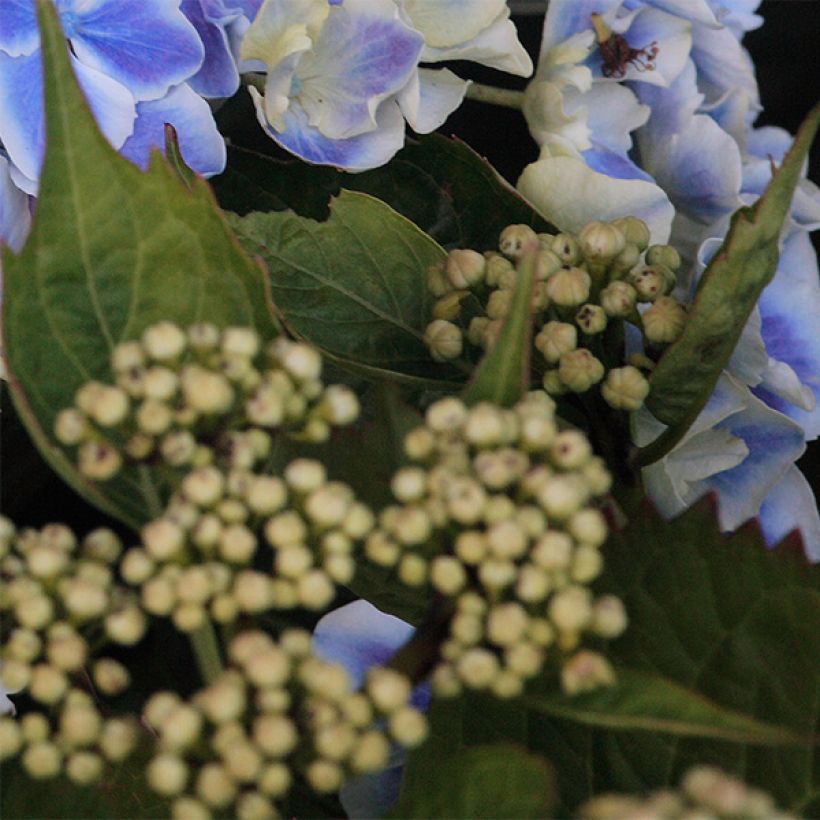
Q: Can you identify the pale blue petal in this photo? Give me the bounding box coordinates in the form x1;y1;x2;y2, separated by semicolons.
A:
120;84;226;177
746;124;792;164
758;466;820;559
180;0;241;98
0;0;39;57
638;0;720;26
643;113;742;223
582;82;648;156
250;87;407;171
753;231;820;438
0;50;135;183
0;680;15;715
706;0;762;39
66;0;204;102
726;307;768;387
689;21;758;108
539;0;621;55
297;0;423;140
397;68;469;134
0;152;31;252
706;393;806;532
701;86;754;150
313;600;415;690
636;58;703;137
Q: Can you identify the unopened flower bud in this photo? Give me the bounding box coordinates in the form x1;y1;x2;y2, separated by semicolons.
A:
77;441;122;480
446;249;485;289
579;220;626;264
645;243;681;271
181;365;234;414
550;233;581;265
23;741;62;779
148;753;189;796
142;322;186;362
575;304;607;335
484;253;514;286
486;288;513;319
532;248;562;280
642;296;687;344
612;216;650;251
542;370;568;395
499;224;538;259
561;650;616;695
545;266;590;307
601;365;650;411
424;320;463;362
600;280;637;318
629;264;675;301
456;647;500;689
111;340;145;372
549;586;593;633
558;348;604;392
591;595;628;638
142;518;185;561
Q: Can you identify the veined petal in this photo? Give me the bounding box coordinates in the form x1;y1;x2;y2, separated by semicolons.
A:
0;152;31;252
641;113;742;224
313;600;415;690
180;0;242;98
249;87;406;171
297;0;424;140
517;154;674;244
65;0;204;102
0;0;39;57
120;84;226;177
398;0;505;49
758;466;820;559
397;68;469;134
420;9;533;76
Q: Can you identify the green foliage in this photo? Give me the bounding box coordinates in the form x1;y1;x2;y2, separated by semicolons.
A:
529;497;820;814
462;253;536;407
1;0;276;531
639;103;820;463
214;133;554;250
230;191;461;384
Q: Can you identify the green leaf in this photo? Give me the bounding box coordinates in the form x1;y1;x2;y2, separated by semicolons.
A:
230;190;459;382
213;133;555;250
462;253;536;406
524;667;810;746
392;741;557;819
1;0;276;531
641;104;820;454
528;497;820;814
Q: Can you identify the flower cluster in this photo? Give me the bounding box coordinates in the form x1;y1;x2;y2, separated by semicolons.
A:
142;628;426;818
579;765;794;820
0;518;141;782
364;392;625;698
518;0;820;551
54;322;359;486
241;0;532;171
423;219;688;413
125;454;375;630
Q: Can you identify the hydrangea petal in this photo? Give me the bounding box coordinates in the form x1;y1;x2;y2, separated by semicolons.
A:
538;0;622;55
399;0;506;49
517;154;674;243
689;20;758;108
641;0;721;27
64;0;204;102
0;152;31;252
580;82;649;156
581;146;655;183
420;9;533;76
398;68;469;134
250;87;406;171
636;58;703;137
120;84;226;177
180;0;242;98
0;0;39;57
0;680;15;715
297;0;424;140
758;466;820;559
313;600;415;689
726;307;768;387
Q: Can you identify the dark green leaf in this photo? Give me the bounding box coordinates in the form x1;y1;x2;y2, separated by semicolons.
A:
213;133;555;250
2;0;276;531
529;497;820;814
641;104;820;456
462;253;536;406
230;190;459;382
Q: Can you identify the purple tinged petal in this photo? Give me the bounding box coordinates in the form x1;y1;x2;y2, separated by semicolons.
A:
636;58;703;137
0;152;31;252
298;0;423;140
582;145;655;182
746;124;792;164
312;600;414;690
180;0;241;98
0;0;39;57
119;84;226;177
758;466;820;559
250;87;407;171
65;0;204;102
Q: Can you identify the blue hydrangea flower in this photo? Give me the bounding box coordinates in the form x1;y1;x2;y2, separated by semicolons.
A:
241;0;531;171
313;599;427;819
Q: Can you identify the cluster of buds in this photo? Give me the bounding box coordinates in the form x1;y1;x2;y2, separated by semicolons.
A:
54;322;360;485
422;219;689;413
0;518;141;783
364;394;626;699
122;455;375;630
579;765;794;820
143;629;427;819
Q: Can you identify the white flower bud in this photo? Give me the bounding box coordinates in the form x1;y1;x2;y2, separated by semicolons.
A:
320;384;359;425
134;400;172;435
561;650;616;695
591;595;628;639
425;397;467;433
629;263;675;301
486;288;513;320
28;664;68;705
549;586;593;633
558;348;604;392
389;707;428;747
445;478;487;525
21;713;50;743
92;658;130;696
642;295;687;344
537;473;587;520
367;668;411;714
499;224;538;259
485;253;514;286
454;531;487;564
46;632;87;671
457;648;500;689
575;304;607;335
532;248;562;280
545;267;591;307
143;322;186;361
305;483;353;529
196;763;237;808
111;340;145;372
568;509;608;547
446;248;485;289
505;641;543;678
550;233;581;265
430;556;467;595
601;365;650;411
219;327;258;359
233;570;272;612
464;404;505;448
61;701;103;747
54;408;89;446
487;602;529;646
612;216;650;251
84;385;129;428
550;431;593;470
398;554;428;587
5;629;41;663
22;741;62;779
181;365;234;414
571;545;603;583
142;575;176;615
77;441;122;480
105;606;147;645
516;564;551;602
142;518;185;561
579;220;626;263
645;243;681;270
306;759;343;793
534;321;577;364
600;280;638;318
478;558;516;591
424;319;463;362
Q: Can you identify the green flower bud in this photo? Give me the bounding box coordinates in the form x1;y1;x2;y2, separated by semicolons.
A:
558;348;605;392
542;370;568;395
433;291;468;321
534;321;577;363
484;253;514;287
423;320;463;362
600;280;637;318
601;365;650;410
611;216;650;251
426;262;452;297
642;296;687;344
645;243;681;271
486;289;513;319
